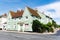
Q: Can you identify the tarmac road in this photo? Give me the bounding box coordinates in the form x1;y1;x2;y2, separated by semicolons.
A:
0;30;60;40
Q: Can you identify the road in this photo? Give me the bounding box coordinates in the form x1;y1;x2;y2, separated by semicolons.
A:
0;30;60;40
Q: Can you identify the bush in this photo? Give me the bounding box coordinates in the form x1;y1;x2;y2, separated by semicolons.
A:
32;20;46;33
32;20;54;33
52;20;57;28
32;20;41;32
47;27;54;32
56;25;60;28
46;22;52;27
46;22;54;32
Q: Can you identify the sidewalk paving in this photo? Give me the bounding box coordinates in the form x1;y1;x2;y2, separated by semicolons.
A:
1;28;60;35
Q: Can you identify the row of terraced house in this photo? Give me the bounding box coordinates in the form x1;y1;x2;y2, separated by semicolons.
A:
0;7;52;32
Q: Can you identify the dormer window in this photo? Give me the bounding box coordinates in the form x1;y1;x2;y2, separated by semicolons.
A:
19;16;22;19
14;18;16;20
12;17;14;19
19;17;21;19
12;17;16;20
26;16;28;19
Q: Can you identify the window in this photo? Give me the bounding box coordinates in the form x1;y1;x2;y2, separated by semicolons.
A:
25;24;29;27
31;15;35;17
14;18;16;20
12;17;16;20
20;23;23;26
25;24;28;25
26;16;28;19
19;16;22;19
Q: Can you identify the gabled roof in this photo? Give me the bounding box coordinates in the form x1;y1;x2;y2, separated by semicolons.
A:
10;11;16;18
10;10;24;18
0;13;7;18
17;10;24;17
3;13;7;16
10;7;41;18
27;7;41;17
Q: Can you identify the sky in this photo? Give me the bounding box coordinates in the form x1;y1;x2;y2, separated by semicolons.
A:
0;0;60;24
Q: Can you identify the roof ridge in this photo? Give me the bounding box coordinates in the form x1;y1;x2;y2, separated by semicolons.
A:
26;7;41;17
10;10;23;18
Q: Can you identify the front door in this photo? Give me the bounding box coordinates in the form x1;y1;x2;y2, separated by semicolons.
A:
24;24;29;31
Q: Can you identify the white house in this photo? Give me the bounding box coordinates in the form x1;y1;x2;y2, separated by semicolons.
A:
0;14;7;30
6;7;52;32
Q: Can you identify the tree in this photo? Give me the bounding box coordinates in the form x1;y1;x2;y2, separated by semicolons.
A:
46;22;54;32
46;22;52;27
52;20;57;28
32;20;47;33
32;20;54;33
32;20;41;32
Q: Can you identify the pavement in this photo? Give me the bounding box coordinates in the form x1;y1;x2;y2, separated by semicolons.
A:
0;30;60;40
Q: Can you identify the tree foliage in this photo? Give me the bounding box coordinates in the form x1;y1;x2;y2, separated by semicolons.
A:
32;20;54;33
52;20;57;28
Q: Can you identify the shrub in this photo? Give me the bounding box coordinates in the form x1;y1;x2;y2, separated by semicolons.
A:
32;20;54;33
52;20;57;28
46;22;54;32
46;22;52;27
32;20;41;32
32;20;46;33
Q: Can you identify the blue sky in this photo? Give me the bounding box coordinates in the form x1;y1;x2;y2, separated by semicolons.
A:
0;0;60;24
0;0;59;15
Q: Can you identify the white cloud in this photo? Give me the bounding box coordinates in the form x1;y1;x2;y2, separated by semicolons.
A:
36;2;60;24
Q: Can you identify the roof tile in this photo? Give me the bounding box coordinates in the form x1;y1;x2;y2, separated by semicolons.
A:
10;10;23;18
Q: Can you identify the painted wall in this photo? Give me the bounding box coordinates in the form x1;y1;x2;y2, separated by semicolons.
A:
6;7;34;31
0;17;7;30
37;11;52;24
6;7;52;32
